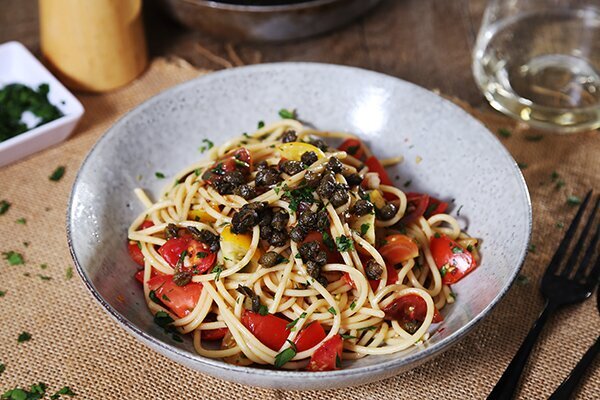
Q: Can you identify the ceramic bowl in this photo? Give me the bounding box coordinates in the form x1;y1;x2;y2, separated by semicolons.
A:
67;63;531;390
160;0;383;42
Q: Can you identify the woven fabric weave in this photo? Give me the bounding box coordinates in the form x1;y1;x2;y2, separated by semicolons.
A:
0;59;598;399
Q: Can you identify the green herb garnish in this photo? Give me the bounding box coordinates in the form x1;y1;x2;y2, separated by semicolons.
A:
335;235;354;252
0;290;5;297
567;195;581;206
149;290;160;304
0;200;10;215
517;162;528;170
258;304;269;316
340;333;356;339
327;306;337;316
3;251;24;266
278;108;296;120
65;267;73;280
524;134;544;142
497;128;512;138
17;331;32;343
360;224;370;236
440;265;448;278
38;275;52;281
516;274;529;286
49;166;66;181
349;301;356;310
212;265;224;281
153;311;174;328
528;244;537;253
155;172;165;179
198;138;214;153
274;341;297;368
50;386;76;399
257;121;265;129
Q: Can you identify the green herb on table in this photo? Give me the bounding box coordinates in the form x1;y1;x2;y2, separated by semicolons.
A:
3;251;24;265
551;171;559;181
528;244;537;253
65;267;73;280
555;179;565;190
403;179;412;188
0;83;63;142
50;386;76;399
567;195;582;206
40;263;47;270
517;162;528;170
524;134;544;142
0;363;4;376
556;222;564;229
0;290;6;297
497;128;512;138
16;217;26;225
17;331;31;343
0;200;10;215
278;108;296;119
38;274;52;281
516;274;529;286
155;171;165;179
49;166;66;181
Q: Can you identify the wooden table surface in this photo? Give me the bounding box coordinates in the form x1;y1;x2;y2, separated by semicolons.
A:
0;0;488;107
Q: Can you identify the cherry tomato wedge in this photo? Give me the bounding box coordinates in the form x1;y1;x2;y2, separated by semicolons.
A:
379;234;419;266
241;311;290;351
158;237;191;267
294;321;326;352
134;267;165;284
147;275;202;318
202;148;252;184
306;335;343;371
138;220;155;230
302;231;343;264
424;196;448;218
400;193;430;226
364;156;393;187
201;328;229;341
186;240;217;274
382;294;443;328
368;263;399;292
338;138;366;162
128;220;155;266
430;235;477;284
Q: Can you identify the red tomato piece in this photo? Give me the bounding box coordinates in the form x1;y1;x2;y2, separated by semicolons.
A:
201;328;229;341
342;272;356;290
135;267;165;284
147;275;202;318
203;148;252;184
400;192;430;226
158;237;191;267
306;335;343;372
241;311;290;351
294;321;326;352
138;220;155;230
338;138;366;162
302;231;343;264
382;294;443;327
128;241;145;267
424;196;448;218
379;234;419;266
186;240;217;274
365;156;393;187
368;263;399;291
430;235;477;284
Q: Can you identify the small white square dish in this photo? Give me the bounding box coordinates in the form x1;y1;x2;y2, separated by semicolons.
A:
0;41;84;167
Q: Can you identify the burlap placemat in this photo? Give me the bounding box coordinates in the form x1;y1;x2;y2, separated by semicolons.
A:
0;58;598;400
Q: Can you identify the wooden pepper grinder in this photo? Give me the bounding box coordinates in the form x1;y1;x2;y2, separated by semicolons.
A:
39;0;148;93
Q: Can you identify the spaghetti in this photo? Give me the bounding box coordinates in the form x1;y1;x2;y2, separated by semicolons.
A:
127;117;480;371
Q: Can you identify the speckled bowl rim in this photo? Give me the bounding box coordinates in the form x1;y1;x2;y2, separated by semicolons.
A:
180;0;348;13
66;62;532;383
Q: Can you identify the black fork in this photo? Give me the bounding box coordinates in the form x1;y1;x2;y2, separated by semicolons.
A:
487;190;600;400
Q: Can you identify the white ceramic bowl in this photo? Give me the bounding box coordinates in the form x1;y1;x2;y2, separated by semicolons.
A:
0;41;84;167
67;63;531;390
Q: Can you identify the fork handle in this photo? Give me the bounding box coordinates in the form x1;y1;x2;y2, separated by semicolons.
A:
547;335;600;400
487;301;558;400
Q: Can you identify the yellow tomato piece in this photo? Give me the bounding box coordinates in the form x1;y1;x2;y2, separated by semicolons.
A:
277;142;325;161
369;189;386;209
189;204;219;223
220;225;262;265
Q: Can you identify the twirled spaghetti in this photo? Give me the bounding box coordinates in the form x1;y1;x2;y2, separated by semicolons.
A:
127;116;480;371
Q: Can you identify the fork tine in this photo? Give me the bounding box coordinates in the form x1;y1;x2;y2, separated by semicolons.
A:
562;195;600;277
574;198;600;282
546;190;593;275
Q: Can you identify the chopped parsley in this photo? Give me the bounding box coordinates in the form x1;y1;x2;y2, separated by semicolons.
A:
360;223;370;236
198;138;214;153
257;121;265;129
153;311;174;328
551;171;559;181
449;291;457;300
212;265;224;281
155;171;166;179
322;231;335;251
194;168;201;176
0;363;4;375
328;306;337;316
440;265;448;278
149;290;160;304
567;195;582;206
434;232;441;238
38;275;52;281
0;290;5;297
516;274;529;286
555;179;566;190
358;326;376;331
161;294;171;302
497;128;512;138
284;186;315;212
517;162;528;170
335;235;354;252
556;222;564;229
349;301;356;310
0;200;10;215
286;313;307;330
340;333;356;339
3;251;24;265
40;264;48;270
258;304;269;316
528;244;537;253
278;108;296;120
451;246;463;254
65;267;73;280
17;331;32;343
336;354;342;368
274;341;297;368
16;217;26;225
456;205;464;217
403;179;412;188
49;166;66;181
